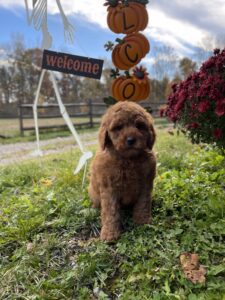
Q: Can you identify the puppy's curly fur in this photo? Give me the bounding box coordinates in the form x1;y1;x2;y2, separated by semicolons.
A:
88;101;156;241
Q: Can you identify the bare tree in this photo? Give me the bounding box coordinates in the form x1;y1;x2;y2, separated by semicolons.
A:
179;57;197;79
0;67;14;104
150;76;170;104
151;45;179;80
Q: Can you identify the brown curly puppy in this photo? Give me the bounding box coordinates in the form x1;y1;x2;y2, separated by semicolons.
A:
88;101;156;241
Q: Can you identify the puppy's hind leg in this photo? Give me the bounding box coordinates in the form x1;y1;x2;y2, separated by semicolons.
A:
132;191;152;225
133;173;155;225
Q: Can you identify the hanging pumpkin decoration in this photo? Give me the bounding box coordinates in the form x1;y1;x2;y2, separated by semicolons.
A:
104;0;151;105
104;0;149;34
112;67;150;102
112;75;141;101
112;33;150;70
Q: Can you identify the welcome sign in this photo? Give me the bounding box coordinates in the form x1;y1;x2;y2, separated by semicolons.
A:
42;50;104;80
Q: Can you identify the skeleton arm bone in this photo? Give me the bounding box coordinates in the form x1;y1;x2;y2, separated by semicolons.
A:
56;0;75;44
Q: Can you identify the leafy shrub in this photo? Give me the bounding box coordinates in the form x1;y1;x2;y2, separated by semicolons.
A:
165;48;225;149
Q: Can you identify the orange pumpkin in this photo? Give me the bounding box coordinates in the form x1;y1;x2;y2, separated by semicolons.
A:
125;32;150;55
105;1;148;34
111;76;126;100
132;66;150;100
119;77;141;100
137;80;150;100
112;76;141;101
112;33;150;70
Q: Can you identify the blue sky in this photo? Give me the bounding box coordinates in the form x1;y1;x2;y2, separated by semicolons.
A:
0;0;225;72
0;5;114;59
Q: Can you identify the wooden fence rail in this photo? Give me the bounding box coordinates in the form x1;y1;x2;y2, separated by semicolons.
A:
18;100;165;136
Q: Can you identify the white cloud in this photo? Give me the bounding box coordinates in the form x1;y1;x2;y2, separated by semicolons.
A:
1;0;225;57
151;0;225;35
147;8;207;56
0;0;107;28
0;48;6;55
0;0;22;8
148;0;225;55
142;56;155;66
0;48;7;60
48;1;107;29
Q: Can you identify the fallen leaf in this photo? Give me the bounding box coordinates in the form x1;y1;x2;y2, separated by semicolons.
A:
180;252;199;270
180;252;206;284
185;266;206;284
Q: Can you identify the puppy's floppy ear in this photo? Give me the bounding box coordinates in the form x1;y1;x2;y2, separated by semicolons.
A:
146;113;156;150
99;122;111;150
147;124;156;150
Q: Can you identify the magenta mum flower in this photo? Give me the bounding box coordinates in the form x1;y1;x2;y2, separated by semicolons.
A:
213;128;222;139
215;99;225;117
198;101;210;113
165;47;225;149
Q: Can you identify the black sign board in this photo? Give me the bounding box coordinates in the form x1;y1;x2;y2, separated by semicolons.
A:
42;49;104;80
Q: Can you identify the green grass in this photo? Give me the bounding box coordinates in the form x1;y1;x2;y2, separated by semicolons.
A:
0;132;225;299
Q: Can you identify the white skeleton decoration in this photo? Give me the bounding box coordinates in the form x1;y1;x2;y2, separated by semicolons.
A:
24;0;74;49
24;0;93;180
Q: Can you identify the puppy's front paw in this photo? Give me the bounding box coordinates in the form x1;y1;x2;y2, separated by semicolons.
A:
100;227;121;242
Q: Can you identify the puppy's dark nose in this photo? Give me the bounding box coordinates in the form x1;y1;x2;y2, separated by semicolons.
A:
126;136;136;146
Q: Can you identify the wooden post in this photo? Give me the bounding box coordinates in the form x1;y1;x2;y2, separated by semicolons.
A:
18;102;24;136
88;99;93;128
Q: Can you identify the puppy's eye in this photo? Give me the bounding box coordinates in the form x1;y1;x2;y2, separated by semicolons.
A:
112;124;123;131
135;122;147;130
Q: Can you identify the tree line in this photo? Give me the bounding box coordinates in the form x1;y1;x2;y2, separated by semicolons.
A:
0;37;215;109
